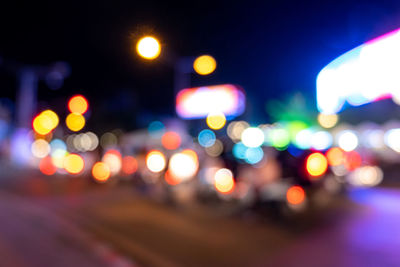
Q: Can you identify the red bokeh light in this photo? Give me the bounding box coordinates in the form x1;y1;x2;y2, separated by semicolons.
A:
122;156;138;175
286;185;305;205
161;131;181;150
39;156;57;175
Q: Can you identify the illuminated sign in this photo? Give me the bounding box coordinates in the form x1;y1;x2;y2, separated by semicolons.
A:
317;28;400;114
176;84;245;119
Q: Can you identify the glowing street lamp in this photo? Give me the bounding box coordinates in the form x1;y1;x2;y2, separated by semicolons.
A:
136;36;161;60
134;32;223;116
193;55;217;75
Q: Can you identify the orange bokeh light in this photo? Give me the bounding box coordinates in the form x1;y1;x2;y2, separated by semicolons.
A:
92;162;111;182
161;131;181;150
122;156;138;175
326;147;344;166
68;95;88;114
286;185;305;205
164;170;181;185
214;168;235;194
306;152;328;178
39;156;57;175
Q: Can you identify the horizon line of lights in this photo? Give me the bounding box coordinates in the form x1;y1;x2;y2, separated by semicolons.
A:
26;94;391;195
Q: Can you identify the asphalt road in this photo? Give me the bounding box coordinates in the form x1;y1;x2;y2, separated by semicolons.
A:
0;167;400;266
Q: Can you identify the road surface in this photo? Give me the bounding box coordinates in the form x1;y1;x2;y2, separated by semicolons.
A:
0;167;399;266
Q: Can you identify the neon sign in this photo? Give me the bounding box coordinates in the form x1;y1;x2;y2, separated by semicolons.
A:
176;84;245;119
317;28;400;114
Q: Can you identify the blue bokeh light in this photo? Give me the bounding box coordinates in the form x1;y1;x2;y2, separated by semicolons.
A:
148;121;165;138
245;147;264;164
198;129;216;147
233;142;248;160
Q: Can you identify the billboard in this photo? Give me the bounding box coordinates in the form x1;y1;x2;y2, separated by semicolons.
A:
176;84;245;119
317;28;400;114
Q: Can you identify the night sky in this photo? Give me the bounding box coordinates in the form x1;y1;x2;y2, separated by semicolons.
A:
1;0;400;131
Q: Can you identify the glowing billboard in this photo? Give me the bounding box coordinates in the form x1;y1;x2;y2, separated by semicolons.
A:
176;84;245;119
317;28;400;114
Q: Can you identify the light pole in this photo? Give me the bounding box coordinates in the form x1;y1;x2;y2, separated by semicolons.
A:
134;35;217;103
0;59;70;128
0;58;69;164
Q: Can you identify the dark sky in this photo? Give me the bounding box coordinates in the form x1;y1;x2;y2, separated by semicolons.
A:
1;0;400;131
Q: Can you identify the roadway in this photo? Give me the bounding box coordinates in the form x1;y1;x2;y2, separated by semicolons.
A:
0;166;399;266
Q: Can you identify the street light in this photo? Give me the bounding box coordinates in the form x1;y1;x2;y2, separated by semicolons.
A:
193;54;217;75
136;36;161;60
134;34;219;116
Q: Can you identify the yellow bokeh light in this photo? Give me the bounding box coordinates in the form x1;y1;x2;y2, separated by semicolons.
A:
68;95;88;114
306;152;328;177
206;111;226;130
146;150;166;173
136;36;161;60
63;153;84;174
32;110;59;135
92;162;111;182
317;113;339;128
66;113;85;132
193;55;217;75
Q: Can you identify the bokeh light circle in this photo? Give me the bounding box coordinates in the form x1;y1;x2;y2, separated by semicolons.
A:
136;36;161;60
39;156;57;175
161;131;181;150
286;185;305;205
68;95;88;114
92;162;111;182
198;129;216;147
31;139;50;158
193;55;217;75
227;121;249;142
122;156;138;175
206;112;226;130
241;127;264;148
214;168;235;194
244;147;264;164
146;150;166;173
63;153;85;174
270;128;290;149
205;139;224;157
102;150;122;175
32;110;59;135
317;113;339;128
233;142;248;159
66;113;85;132
337;130;358;152
168;150;199;181
326;147;344;166
306;152;328;178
